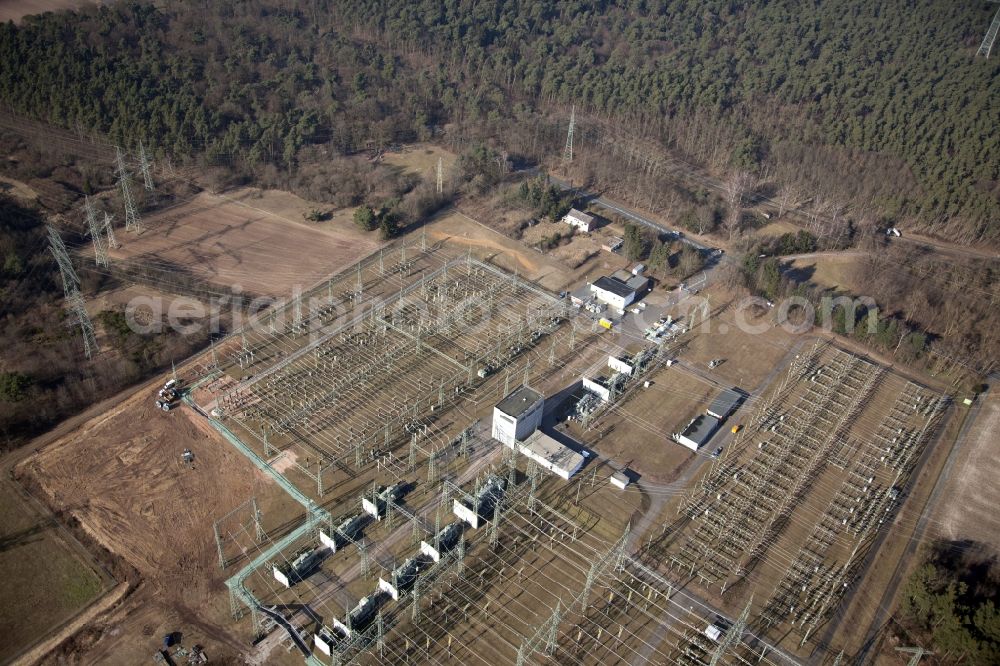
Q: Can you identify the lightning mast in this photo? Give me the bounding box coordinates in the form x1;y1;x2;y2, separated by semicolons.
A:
709;596;752;666
436;157;444;194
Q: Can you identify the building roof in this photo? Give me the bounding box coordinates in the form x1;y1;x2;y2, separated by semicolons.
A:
592;276;635;299
625;274;649;291
680;414;721;447
612;269;633;281
570;285;594;303
495;386;543;418
708;388;744;419
522;430;585;476
565;208;594;225
610;471;630;488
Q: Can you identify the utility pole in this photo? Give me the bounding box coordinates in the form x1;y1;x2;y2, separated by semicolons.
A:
138;141;155;191
84;196;108;267
436;156;443;194
48;225;97;359
563;105;575;163
895;647;934;666
978;5;1000;58
115;146;143;233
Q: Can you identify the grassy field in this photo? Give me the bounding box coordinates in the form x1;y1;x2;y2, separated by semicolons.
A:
0;481;106;664
381;144;457;180
788;254;866;294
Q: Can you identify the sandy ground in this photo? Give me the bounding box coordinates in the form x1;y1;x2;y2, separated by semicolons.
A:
675;286;803;391
429;208;626;294
109;187;381;298
19;382;294;664
0;174;39;201
583;364;714;484
929;397;1000;552
0;0;96;23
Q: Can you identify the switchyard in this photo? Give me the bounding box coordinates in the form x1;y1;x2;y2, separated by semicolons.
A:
25;223;961;666
649;342;950;656
184;238;646;663
193;240;573;499
114;230;954;666
184;236;799;666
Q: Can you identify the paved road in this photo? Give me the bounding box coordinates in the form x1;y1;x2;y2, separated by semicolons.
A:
529;163;998;265
542;172;712;252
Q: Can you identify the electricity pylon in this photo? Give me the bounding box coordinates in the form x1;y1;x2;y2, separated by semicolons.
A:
103;212;119;249
48;225;97;359
563;105;575;162
138;141;155;191
709;596;752;666
896;646;933;666
84;196;108;267
978;5;1000;58
115;146;143;233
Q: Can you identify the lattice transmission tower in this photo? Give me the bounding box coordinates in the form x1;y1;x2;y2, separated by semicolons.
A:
103;212;119;249
978;5;1000;58
48;225;97;359
114;146;143;233
83;196;108;267
709;596;752;666
138;141;155;191
896;647;934;666
563;105;575;162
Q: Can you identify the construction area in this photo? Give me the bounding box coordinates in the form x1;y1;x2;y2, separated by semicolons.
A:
108;187;381;299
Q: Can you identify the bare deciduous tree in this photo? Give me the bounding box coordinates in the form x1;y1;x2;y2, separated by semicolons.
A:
724;169;752;241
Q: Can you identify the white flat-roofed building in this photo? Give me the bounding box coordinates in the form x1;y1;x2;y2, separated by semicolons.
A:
563;208;595;232
492;386;544;446
610;470;631;489
675;414;721;451
591;276;636;310
590;273;650;311
707;387;744;419
512;430;585;480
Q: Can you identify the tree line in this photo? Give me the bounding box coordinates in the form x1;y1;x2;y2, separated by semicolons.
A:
899;540;1000;665
0;1;996;242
